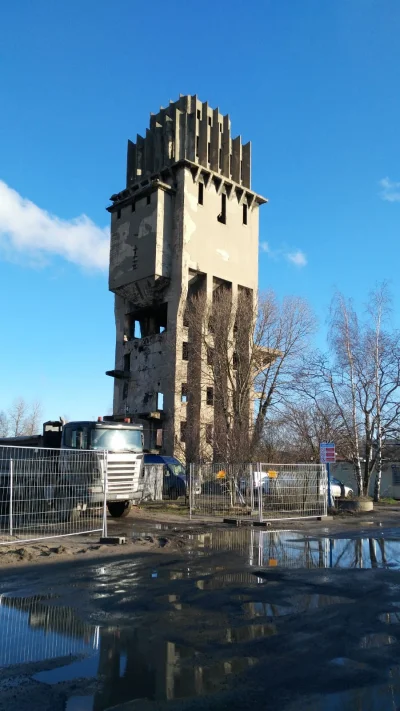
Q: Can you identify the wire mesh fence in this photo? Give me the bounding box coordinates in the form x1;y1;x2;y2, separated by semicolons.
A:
0;445;106;544
189;462;327;521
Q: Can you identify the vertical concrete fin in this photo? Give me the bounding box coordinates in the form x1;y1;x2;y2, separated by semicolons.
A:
126;140;136;186
210;107;220;172
178;95;190;113
154;123;163;172
173;109;181;163
145;129;154;175
179;110;188;161
186;111;196;162
242;141;251;189
231;135;242;184
199;101;208;166
136;134;144;176
222;114;231;179
164;115;173;165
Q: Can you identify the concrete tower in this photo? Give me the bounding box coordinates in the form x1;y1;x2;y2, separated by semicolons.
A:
106;94;267;457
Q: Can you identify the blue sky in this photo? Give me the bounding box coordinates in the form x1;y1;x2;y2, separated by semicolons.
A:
1;0;400;422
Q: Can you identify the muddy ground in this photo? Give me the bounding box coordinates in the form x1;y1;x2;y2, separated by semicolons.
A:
0;501;398;568
1;505;400;710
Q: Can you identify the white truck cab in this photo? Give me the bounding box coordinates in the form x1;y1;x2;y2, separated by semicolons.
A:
61;419;144;517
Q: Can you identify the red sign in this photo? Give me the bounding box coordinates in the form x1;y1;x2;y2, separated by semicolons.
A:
320;442;336;463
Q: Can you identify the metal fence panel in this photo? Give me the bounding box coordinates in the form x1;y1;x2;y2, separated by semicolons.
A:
257;463;327;520
189;463;255;519
190;462;327;521
0;445;106;545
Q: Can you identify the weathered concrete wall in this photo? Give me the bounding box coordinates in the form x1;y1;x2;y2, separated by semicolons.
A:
331;462;400;499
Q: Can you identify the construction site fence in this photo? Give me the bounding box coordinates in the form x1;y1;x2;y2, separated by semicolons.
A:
0;444;108;545
189;462;328;521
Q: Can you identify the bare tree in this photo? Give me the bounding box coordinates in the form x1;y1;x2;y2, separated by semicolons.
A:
7;398;43;437
185;288;316;463
0;411;9;438
23;400;43;436
298;287;400;498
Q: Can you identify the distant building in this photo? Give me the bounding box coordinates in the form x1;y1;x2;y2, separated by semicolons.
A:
106;95;267;457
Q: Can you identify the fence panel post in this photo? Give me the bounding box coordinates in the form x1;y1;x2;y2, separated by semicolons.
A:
258;462;262;522
189;464;193;520
102;451;108;538
9;458;13;538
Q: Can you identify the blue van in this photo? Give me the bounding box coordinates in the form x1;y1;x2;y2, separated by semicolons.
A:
143;454;187;499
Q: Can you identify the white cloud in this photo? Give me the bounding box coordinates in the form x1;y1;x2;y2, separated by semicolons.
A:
260;240;307;268
379;177;400;203
286;250;307;267
0;180;110;270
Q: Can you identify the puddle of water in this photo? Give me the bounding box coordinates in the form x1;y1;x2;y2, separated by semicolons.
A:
192;529;400;570
242;594;354;620
0;595;98;666
378;611;400;624
359;633;397;648
0;594;260;709
226;623;276;642
289;667;400;711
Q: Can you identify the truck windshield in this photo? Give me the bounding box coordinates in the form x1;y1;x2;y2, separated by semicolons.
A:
90;428;142;452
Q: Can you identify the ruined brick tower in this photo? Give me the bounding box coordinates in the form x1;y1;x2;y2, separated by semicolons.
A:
106;94;266;457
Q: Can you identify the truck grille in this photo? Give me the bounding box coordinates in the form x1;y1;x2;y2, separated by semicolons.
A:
107;458;141;497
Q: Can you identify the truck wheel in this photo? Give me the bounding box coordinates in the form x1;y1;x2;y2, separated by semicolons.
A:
107;501;132;518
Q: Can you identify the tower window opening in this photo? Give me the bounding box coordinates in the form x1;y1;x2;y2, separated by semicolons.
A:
206;387;214;406
157;392;164;410
198;182;204;205
217;193;227;224
182;342;189;361
181;384;188;403
206;424;213;444
146;194;151;205
243;204;248;225
128;303;168;339
117;209;121;220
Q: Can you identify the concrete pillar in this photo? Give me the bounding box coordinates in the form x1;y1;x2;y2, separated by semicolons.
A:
173;109;181;163
210;107;220;173
145;129;154;175
242;141;251;189
154;124;163;172
136;134;144;176
222;114;231;179
199;101;208;166
126;140;136;186
186;112;196;162
231;135;242;184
